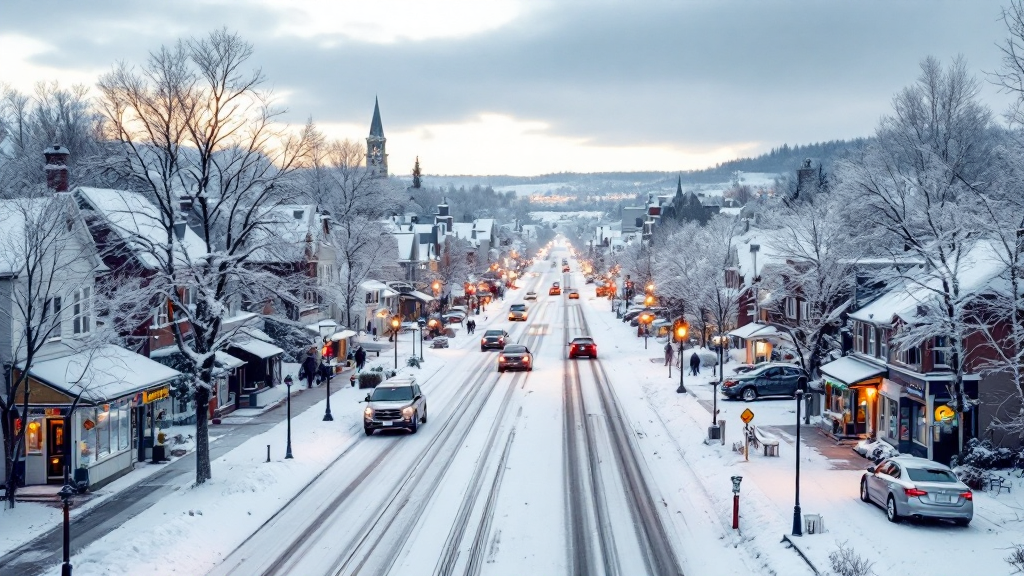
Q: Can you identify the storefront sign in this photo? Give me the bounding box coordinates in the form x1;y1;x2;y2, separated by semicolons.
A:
29;407;67;416
82;419;95;431
142;387;170;404
934;404;955;423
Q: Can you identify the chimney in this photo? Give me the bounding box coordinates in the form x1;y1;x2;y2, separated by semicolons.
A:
44;144;70;193
173;218;187;241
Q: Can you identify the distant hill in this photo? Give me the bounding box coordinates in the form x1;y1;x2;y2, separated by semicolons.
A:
411;137;869;196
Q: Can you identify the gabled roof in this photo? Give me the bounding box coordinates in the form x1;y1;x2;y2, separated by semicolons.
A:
393;231;415;261
245;204;320;264
77;187;207;270
369;97;384;138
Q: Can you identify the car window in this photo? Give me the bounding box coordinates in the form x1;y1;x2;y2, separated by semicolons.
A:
371;386;414;402
906;467;958;483
785;367;802;376
883;463;900;478
511;304;526;311
573;338;594;344
504;345;527;353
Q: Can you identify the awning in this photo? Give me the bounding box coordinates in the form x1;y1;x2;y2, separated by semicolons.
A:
727;322;780;340
403;290;435;303
360;280;398;298
820;355;886;388
19;342;181;404
215;351;246;370
230;329;284;359
330;329;357;342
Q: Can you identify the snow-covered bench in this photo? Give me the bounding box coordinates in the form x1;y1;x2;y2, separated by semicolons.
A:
751;426;780;457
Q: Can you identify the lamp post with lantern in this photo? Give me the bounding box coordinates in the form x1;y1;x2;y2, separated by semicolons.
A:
317;321;337;422
391;316;401;369
639;311;653;349
675;320;689;393
283;374;294;459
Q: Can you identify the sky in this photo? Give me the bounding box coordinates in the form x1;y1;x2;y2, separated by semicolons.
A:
0;0;1016;176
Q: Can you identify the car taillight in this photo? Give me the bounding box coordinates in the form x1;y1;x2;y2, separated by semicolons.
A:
723;380;737;387
961;491;973;501
904;488;928;498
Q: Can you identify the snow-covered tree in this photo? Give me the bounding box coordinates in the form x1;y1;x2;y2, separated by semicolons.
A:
435;236;472;311
96;29;316;485
836;55;996;452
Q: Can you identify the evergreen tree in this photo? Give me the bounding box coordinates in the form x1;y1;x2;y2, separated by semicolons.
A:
412;156;422;189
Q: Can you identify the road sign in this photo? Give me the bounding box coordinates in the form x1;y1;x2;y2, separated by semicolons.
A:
740;408;754;424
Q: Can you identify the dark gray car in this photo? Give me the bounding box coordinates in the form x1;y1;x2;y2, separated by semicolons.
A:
720;362;808;401
480;329;510;351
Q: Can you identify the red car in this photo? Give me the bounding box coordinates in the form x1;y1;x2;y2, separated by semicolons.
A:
568;337;597;359
549;285;562;295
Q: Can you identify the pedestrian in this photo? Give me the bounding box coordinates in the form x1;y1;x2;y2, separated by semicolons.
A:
689;352;701;376
664;341;674;366
354;346;366;372
300;350;317;389
318;360;331;385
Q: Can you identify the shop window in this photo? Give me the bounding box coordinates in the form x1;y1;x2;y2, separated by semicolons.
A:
914;404;928;446
26;418;43;454
79;408;97;465
886;398;898;440
96;406;110;457
118;404;131;451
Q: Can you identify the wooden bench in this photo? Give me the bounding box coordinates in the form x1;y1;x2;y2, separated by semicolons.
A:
751;426;780;457
988;475;1011;494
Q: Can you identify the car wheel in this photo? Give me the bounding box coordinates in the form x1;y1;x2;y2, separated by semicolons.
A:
860;479;870;503
481;347;486;351
410;414;419;434
364;427;373;437
498;367;505;373
886;495;900;523
741;387;758;402
421;406;427;423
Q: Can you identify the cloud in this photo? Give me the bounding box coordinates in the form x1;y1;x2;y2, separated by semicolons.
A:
0;0;1016;175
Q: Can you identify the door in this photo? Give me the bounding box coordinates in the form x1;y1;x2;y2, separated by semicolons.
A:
46;419;66;483
867;461;891;503
761;368;782;395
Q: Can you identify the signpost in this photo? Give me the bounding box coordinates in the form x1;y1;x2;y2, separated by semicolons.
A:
741;408;754;462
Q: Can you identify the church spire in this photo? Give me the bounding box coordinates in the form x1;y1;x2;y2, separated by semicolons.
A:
676;174;682;196
366;96;388;177
369;96;384;138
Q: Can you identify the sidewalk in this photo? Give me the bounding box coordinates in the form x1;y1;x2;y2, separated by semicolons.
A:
0;361;363;575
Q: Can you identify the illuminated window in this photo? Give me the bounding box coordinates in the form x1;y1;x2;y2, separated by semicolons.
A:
25;418;43;454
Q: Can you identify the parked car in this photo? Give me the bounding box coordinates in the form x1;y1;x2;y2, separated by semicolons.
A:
568;289;579;300
720;363;808;401
362;377;426;436
525;291;538;301
549;285;562;296
585;276;595;284
562;265;570;272
562;258;568;265
481;329;511;350
430;337;449;348
498;344;533;372
509;303;528;321
568;337;597;359
595;284;613;297
443;312;466;324
861;456;973;526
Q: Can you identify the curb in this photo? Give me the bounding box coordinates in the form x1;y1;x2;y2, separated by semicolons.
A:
781;534;822;575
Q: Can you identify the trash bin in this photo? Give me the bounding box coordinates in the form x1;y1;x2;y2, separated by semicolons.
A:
73;467;90;493
249;392;259;408
152;445;166;463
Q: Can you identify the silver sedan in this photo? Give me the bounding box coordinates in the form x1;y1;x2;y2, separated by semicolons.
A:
860;455;973;526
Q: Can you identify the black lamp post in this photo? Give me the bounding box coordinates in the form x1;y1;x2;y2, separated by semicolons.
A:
676;322;688;393
391;316;401;369
318;323;336;422
792;389;805;536
284;374;294;459
59;482;75;575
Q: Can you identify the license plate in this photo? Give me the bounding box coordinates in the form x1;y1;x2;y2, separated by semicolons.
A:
937;494;952;503
382;421;392;427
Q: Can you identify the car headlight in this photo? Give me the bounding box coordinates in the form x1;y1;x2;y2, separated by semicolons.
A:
499;355;506;361
481;338;486;344
364;407;374;418
523;356;530;363
402;406;415;419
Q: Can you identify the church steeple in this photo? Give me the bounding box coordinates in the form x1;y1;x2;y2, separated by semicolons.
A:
366;97;388;177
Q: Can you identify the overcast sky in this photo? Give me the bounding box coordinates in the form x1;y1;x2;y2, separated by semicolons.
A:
0;0;1015;176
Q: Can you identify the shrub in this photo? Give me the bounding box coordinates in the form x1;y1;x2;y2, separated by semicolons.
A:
829;541;874;576
952;438;1018;470
407;356;422;368
1006;544;1024;573
357;372;383;389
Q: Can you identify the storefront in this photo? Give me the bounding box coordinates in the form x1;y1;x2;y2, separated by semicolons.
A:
819;355;886;439
227;328;284;407
882;367;973;464
15;343;181;488
727;322;782;365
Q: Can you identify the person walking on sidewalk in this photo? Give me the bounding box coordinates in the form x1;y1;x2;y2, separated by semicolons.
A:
300;350;318;388
689;352;701;376
664;341;674;366
354;346;366;372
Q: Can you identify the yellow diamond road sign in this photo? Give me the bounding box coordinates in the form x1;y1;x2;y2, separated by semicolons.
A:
740;408;754;424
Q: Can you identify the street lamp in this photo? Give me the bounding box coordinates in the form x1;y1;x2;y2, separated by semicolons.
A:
391;316;401;369
59;483;75;575
317;323;337;422
675;321;689;393
283;374;294;459
793;388;805;536
639;312;653;349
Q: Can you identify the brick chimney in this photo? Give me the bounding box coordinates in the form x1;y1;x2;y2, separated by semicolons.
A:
44;144;70;193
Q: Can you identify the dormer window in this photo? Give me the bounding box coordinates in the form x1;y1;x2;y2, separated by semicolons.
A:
293;209;304;219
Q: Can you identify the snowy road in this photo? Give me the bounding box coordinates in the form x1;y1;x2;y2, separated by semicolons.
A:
208;252;684;576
